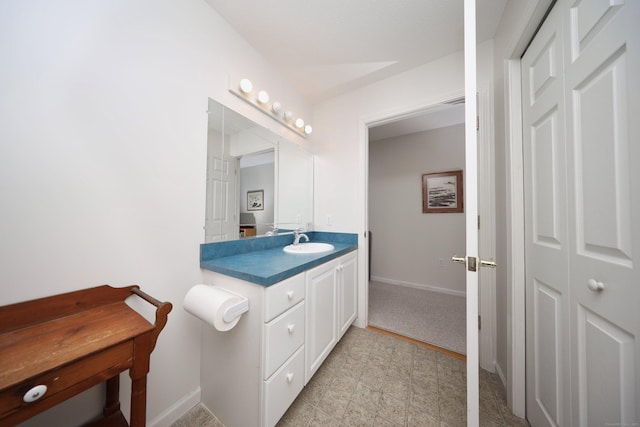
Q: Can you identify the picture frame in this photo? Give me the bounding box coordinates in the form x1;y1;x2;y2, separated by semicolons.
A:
247;190;264;211
422;170;463;213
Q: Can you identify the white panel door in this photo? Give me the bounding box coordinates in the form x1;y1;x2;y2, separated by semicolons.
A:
523;1;640;426
205;133;238;242
522;4;571;426
562;0;639;424
463;1;480;424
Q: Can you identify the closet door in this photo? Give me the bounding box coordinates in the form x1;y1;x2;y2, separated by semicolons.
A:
562;0;640;425
524;1;640;426
522;4;571;426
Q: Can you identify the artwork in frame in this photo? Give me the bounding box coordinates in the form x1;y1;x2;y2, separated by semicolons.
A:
422;170;463;213
247;190;264;211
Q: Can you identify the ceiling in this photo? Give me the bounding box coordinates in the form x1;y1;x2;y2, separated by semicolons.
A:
205;0;508;104
369;103;466;141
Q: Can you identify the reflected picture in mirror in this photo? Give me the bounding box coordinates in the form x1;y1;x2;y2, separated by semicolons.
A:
204;98;313;243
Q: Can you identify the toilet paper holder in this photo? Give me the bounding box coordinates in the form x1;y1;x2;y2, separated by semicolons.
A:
222;292;249;322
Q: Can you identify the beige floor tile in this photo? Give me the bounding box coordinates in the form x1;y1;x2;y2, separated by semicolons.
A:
277;399;315;427
317;387;351;420
174;327;528;427
376;392;408;426
342;400;377;426
351;382;383;411
307;407;340;426
407;403;440;426
381;375;410;400
373;414;402;426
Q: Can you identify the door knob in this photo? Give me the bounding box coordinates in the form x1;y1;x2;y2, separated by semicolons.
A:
480;258;497;268
451;255;466;265
587;278;604;292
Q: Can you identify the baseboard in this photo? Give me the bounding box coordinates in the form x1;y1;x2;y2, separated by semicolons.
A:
370;276;466;298
494;361;507;389
148;387;201;427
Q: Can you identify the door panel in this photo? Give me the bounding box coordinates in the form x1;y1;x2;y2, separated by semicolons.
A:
533;280;563;425
564;0;639;424
524;1;639;426
523;4;570;426
577;305;635;426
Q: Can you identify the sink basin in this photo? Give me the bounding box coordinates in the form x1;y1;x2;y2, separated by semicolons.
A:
283;242;335;254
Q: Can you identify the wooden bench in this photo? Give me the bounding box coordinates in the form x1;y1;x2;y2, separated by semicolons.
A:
0;285;172;426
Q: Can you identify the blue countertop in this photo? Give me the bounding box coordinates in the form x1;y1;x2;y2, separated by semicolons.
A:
200;232;358;286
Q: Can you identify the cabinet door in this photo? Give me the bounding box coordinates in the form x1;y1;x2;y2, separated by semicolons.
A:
304;259;338;383
338;251;358;337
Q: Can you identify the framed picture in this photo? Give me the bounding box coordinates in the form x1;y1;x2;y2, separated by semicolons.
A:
422;170;463;213
247;190;264;211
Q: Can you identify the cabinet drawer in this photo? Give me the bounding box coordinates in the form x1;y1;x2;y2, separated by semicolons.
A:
264;273;304;322
0;341;132;419
263;302;304;380
263;346;304;427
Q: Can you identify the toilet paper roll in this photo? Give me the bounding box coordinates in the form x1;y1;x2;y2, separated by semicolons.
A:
183;285;248;331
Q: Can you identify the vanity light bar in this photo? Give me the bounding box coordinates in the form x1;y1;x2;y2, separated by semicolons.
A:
229;78;312;138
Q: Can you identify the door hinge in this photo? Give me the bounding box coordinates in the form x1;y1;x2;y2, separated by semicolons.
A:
478;215;480;229
478;315;481;330
476;116;479;131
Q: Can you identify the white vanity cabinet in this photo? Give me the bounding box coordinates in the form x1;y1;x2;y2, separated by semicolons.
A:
200;249;357;427
200;272;306;427
338;250;358;337
305;251;358;383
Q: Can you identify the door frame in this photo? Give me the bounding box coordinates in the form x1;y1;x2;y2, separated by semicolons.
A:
502;0;555;417
357;84;497;371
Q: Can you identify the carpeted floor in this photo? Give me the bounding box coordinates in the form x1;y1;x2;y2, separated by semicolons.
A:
368;281;466;354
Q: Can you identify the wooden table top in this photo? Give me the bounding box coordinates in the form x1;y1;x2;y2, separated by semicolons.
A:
0;302;153;390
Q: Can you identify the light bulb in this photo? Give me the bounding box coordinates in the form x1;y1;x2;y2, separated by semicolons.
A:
271;101;282;114
304;125;313;135
257;90;269;104
239;78;253;94
284;111;294;121
295;118;304;129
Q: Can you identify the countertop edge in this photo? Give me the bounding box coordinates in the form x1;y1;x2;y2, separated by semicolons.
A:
200;245;357;286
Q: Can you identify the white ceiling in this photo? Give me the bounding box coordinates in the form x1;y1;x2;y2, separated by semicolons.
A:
205;0;508;104
369;103;466;141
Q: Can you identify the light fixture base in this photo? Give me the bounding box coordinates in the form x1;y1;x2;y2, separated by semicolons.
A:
228;85;310;138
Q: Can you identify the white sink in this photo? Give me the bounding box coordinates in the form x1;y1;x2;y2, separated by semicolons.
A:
283;242;335;254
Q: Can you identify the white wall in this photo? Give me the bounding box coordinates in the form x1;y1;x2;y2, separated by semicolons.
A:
369;124;466;295
0;1;311;426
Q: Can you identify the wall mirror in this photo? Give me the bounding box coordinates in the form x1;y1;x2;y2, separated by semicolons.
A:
204;98;313;242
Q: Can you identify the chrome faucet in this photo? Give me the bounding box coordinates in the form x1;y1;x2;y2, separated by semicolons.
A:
293;228;309;245
265;226;279;236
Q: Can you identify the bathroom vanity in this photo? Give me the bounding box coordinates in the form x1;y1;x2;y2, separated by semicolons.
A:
198;232;357;427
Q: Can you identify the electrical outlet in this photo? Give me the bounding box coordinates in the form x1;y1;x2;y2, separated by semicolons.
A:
326;214;332;226
438;257;445;268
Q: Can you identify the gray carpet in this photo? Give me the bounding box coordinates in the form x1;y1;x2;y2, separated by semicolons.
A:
368;281;466;354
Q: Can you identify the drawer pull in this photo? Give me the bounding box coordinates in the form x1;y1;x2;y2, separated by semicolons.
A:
286;372;294;383
287;324;295;333
23;385;47;403
287;290;294;300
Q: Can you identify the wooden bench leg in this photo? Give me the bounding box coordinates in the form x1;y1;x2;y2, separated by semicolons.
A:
103;375;121;418
129;376;147;427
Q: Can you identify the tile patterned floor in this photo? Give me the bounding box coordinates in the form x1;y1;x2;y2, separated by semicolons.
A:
173;327;529;427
